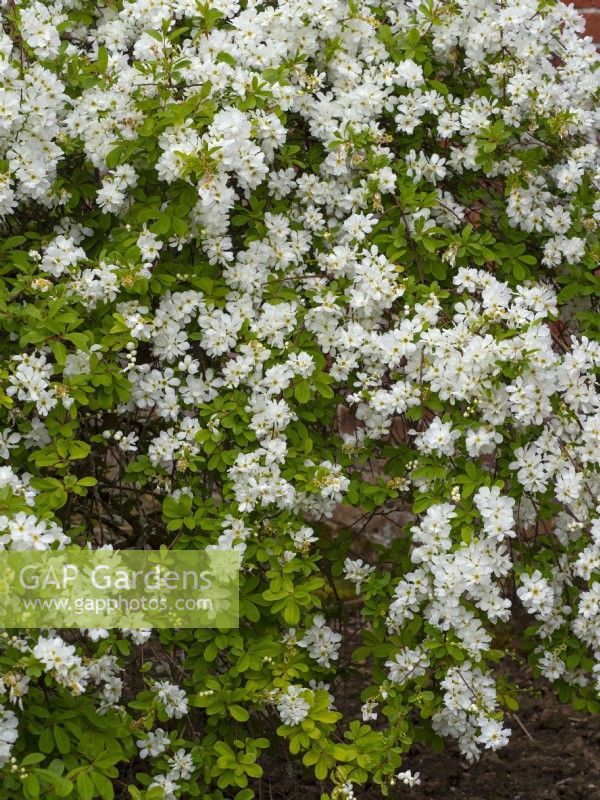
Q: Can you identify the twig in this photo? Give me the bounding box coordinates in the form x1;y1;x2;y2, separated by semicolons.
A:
512;713;534;742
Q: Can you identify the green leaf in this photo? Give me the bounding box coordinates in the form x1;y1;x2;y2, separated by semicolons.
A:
49;340;68;366
22;753;46;767
412;495;434;514
316;382;334;399
105;145;125;170
97;46;108;73
68;440;91;460
52;776;73;797
229;704;249;722
217;51;236;67
77;476;98;487
294;380;312;404
39;728;54;754
503;695;519;711
283;602;300;625
447;644;465;662
76;772;94;800
53;725;70;755
314;754;329;780
92;771;115;800
23;774;40;799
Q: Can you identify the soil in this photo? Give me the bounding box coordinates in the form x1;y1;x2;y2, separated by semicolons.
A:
407;676;600;800
255;666;600;800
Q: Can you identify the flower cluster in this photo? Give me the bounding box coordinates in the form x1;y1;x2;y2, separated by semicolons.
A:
0;0;598;798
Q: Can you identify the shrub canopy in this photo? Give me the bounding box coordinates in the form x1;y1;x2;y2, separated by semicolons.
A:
0;0;599;798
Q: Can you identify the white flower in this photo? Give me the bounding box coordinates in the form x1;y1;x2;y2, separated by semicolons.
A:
344;558;375;594
149;775;179;800
386;648;429;685
412;417;461;457
137;729;170;759
277;686;310;726
397;770;421;787
155;681;188;719
298;615;342;668
0;705;18;766
167;748;194;780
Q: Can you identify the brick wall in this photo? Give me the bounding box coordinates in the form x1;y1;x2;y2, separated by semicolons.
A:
575;0;600;41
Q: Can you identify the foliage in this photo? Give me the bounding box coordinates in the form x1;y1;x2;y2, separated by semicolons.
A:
0;0;598;798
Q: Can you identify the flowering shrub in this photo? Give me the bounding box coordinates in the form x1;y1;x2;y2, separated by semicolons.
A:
0;0;599;797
